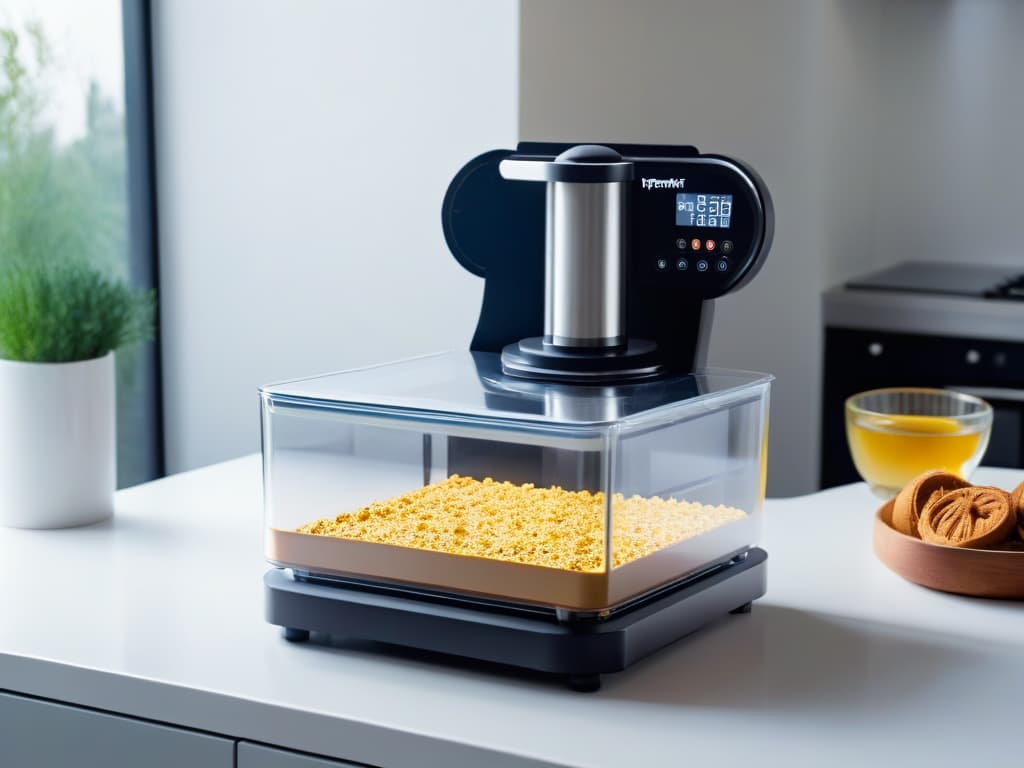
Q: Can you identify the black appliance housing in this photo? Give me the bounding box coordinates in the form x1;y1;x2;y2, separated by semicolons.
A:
445;142;773;375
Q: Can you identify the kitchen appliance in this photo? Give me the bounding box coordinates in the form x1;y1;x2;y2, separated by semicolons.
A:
261;142;774;690
822;261;1024;489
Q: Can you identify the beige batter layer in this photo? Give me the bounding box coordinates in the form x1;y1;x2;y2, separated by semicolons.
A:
297;475;746;573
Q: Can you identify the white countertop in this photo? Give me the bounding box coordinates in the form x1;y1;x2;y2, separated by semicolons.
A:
2;456;1022;768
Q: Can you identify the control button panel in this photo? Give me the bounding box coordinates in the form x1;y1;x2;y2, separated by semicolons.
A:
658;236;737;275
628;154;769;300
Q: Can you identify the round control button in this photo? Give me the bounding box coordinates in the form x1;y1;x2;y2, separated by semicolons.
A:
676;258;689;271
690;238;702;251
720;240;734;254
716;259;729;272
705;239;716;252
656;257;669;271
676;238;688;250
696;259;710;273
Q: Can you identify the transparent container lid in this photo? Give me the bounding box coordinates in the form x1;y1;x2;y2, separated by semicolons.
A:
260;351;772;436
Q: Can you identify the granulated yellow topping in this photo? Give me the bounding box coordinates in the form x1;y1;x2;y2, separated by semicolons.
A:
297;475;746;572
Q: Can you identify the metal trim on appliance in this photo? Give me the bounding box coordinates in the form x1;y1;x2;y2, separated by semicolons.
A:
498;157;634;183
947;385;1024;403
823;289;1024;343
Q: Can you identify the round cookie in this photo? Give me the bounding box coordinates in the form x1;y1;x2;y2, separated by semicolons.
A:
918;486;1014;548
1010;481;1024;540
892;471;970;538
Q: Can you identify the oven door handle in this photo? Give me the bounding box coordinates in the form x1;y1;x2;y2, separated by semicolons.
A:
946;385;1024;403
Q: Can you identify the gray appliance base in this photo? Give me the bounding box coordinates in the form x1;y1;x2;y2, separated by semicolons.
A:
265;548;767;692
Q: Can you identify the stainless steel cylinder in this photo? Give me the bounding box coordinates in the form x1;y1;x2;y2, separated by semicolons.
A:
544;386;625;423
545;180;626;348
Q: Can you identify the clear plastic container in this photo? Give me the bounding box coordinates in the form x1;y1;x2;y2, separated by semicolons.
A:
260;351;771;613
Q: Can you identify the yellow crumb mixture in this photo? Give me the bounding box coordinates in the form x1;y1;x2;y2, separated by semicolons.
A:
296;475;746;572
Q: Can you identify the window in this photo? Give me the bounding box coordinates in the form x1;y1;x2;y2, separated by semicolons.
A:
0;0;161;486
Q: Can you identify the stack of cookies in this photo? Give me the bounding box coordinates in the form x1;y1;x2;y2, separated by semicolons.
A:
892;470;1024;549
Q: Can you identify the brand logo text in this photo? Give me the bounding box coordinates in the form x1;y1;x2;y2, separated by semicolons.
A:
641;178;686;190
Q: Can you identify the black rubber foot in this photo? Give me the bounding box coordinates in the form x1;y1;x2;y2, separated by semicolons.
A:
729;602;753;615
567;674;601;692
283;627;310;642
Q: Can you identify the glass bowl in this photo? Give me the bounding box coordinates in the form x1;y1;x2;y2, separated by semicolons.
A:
845;387;992;498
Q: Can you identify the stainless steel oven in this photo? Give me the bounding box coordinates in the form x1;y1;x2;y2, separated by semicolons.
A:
821;261;1024;488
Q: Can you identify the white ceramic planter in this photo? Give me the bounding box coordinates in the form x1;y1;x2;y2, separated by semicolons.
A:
0;352;116;528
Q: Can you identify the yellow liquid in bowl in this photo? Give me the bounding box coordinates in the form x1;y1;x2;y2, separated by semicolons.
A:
846;413;983;494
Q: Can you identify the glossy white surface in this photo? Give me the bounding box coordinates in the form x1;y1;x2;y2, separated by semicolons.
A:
1;456;1022;767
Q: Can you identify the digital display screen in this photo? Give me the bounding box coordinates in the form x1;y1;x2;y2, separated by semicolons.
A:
676;193;733;228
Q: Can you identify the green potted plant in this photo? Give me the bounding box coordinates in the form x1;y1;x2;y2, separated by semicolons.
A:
0;258;154;528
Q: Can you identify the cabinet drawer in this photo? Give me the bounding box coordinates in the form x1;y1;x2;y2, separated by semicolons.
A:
238;741;362;768
0;692;234;768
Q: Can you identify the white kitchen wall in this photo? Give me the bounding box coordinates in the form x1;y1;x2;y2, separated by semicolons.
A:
152;0;518;473
520;0;1024;495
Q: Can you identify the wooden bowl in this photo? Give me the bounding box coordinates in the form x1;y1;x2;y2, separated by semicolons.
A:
874;499;1024;599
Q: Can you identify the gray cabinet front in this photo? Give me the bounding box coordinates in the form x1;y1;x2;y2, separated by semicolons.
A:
0;692;234;768
238;741;362;768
